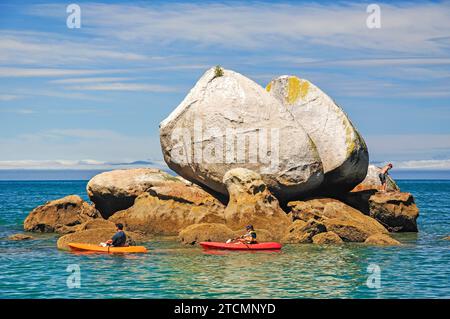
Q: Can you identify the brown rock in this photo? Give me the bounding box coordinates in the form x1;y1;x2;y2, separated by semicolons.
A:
8;233;34;241
24;195;100;234
178;223;236;245
87;168;184;218
368;192;419;232
57;228;143;250
109;181;225;235
282;219;326;243
223;168;291;239
364;233;401;246
78;219;116;231
312;231;343;244
288;198;388;242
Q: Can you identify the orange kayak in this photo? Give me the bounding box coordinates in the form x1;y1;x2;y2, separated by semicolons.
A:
68;243;147;253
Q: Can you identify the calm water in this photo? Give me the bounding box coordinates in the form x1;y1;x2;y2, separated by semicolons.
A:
0;180;449;299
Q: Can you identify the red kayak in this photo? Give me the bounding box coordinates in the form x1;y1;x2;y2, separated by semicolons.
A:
199;241;282;251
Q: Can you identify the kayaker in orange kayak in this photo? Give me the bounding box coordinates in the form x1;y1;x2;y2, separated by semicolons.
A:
103;223;127;247
227;225;257;244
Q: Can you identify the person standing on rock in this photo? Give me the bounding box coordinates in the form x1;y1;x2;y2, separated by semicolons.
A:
379;163;393;192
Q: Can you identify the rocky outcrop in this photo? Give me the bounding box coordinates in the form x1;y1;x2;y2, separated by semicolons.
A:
267;75;368;191
8;233;34;241
352;164;399;192
288;198;388;242
56;228;142;250
178;223;236;245
223;168;291;239
109;181;225;235
364;233;401;246
24;195;100;234
312;231;343;244
368;192;419;232
160;67;324;202
87;168;183;218
77;219;116;231
282;219;326;243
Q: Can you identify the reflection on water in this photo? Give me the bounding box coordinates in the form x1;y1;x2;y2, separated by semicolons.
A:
0;180;449;298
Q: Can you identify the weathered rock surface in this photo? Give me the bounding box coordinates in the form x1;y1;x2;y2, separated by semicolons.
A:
312;231;343;244
223;168;291;239
352;164;399;192
368;192;419;232
178;223;236;245
78;219;116;231
267;75;368;191
160;67;324;202
87;168;182;218
24;195;100;234
56;228;142;250
8;233;34;241
282;219;326;243
109;181;225;235
288;198;388;242
364;233;401;246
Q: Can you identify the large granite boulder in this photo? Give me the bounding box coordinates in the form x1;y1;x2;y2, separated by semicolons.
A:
267;75;368;191
56;228;143;250
223;168;291;239
287;198;388;242
160;67;324;202
87;168;182;218
178;223;236;245
368;192;419;232
109;181;225;235
352;164;399;192
24;195;100;234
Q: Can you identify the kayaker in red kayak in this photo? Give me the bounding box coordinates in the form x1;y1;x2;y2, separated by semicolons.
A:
227;225;257;244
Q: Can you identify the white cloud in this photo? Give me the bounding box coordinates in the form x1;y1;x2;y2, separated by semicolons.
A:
49;77;133;84
0;67;125;77
0;94;20;101
0;159;168;170
0;129;164;162
66;82;179;92
27;2;450;54
392;159;450;170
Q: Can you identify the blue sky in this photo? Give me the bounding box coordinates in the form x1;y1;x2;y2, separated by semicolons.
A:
1;0;450;170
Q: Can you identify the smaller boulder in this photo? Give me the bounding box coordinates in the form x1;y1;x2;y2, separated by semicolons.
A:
8;233;34;241
78;219;116;231
369;192;419;232
282;219;326;244
312;232;343;244
223;168;291;239
87;168;182;218
178;223;236;245
24;195;100;234
364;233;401;246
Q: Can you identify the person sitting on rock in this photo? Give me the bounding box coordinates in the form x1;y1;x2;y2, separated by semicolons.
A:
379;163;393;192
229;225;257;244
105;223;127;247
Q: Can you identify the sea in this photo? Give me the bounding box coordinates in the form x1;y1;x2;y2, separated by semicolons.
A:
0;170;449;298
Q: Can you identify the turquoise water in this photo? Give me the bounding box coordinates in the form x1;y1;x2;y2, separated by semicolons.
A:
0;180;449;299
